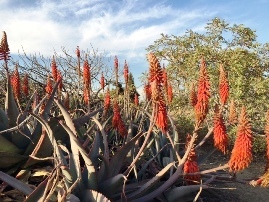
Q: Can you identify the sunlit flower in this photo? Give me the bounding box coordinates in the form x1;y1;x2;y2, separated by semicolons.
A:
213;105;229;154
104;87;111;115
0;31;10;61
189;83;197;107
83;88;90;105
144;82;151;101
228;106;252;172
112;101;127;137
124;60;129;84
155;97;168;133
228;99;238;125
22;73;29;97
194;58;210;124
219;64;229;106
83;57;91;88
51;56;58;82
11;64;20;100
76;46;80;58
167;83;173;103
57;70;63;92
101;72;105;90
183;134;200;185
45;75;53;95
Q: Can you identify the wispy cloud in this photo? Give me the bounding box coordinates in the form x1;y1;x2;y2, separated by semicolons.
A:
0;0;216;60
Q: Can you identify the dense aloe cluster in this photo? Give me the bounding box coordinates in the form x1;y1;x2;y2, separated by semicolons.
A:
1;30;269;202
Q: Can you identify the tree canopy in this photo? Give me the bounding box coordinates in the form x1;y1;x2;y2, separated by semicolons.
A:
147;18;269;127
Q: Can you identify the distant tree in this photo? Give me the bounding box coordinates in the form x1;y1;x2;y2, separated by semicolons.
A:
147;18;269;128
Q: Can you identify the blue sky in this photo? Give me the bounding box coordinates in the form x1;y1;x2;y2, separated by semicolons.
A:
1;0;269;93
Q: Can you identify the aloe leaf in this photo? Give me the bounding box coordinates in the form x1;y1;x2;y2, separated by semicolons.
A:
0;171;33;195
5;75;19;127
41;80;60;120
80;189;111;202
0;152;28;168
90;130;102;169
99;174;127;198
24;177;49;201
23;129;52;168
107;132;143;178
0;135;22;153
164;184;208;201
0;108;8;126
73;107;103;128
59;121;97;190
127;162;174;199
92;117;109;162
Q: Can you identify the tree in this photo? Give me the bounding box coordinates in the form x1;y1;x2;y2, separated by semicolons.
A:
147;18;269;128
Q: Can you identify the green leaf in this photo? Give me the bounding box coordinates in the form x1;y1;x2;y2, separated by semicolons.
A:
127;162;174;200
80;189;111;202
99;174;127;198
0;135;22;153
0;171;33;195
24;177;49;201
0;152;27;168
107;132;143;178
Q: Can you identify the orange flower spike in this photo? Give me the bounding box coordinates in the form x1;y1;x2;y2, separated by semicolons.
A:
134;93;139;106
57;70;63;91
183;134;200;185
124;60;129;84
104;88;111;113
144;83;152;101
189;83;197;107
45;75;53;95
155;98;168;133
219;64;229;106
228;106;253;172
83;88;90;105
213;105;229;154
114;55;118;71
22;73;29;97
76;46;80;58
162;64;168;90
194;58;210;124
51;56;58;82
112;101;127;137
148;53;163;84
112;101;120;129
167;83;173;103
101;72;105;90
228;99;238;125
0;31;10;61
11;64;21;100
83;57;91;87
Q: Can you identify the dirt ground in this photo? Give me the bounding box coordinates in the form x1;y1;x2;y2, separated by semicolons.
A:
196;149;269;202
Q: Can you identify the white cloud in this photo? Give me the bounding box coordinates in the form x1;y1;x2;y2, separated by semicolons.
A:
0;0;215;58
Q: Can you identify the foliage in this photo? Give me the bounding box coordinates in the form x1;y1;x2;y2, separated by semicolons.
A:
147;17;269;129
1;22;269;202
